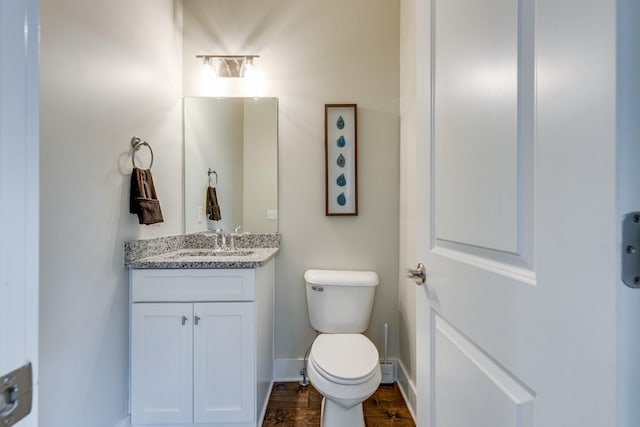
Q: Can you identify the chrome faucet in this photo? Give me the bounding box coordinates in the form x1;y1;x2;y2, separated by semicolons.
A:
212;228;225;251
229;225;242;251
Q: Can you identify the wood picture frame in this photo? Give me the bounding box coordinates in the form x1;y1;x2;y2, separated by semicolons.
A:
325;104;358;216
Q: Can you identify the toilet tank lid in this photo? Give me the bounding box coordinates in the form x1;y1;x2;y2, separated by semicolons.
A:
304;269;379;287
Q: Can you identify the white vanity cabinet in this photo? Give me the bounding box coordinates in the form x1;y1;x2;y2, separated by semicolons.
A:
129;262;274;427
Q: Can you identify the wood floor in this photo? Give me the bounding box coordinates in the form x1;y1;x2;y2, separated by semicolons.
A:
262;382;415;427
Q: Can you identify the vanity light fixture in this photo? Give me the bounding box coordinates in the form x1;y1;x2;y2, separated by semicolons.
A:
196;55;260;78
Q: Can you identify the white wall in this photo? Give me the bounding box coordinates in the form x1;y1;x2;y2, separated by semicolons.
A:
39;1;183;426
183;0;401;364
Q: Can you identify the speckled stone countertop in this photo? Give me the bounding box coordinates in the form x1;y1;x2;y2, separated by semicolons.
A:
125;232;279;269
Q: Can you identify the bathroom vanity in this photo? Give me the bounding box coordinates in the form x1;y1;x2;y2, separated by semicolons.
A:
125;233;279;427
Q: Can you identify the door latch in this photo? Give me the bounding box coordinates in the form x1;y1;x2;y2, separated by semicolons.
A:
405;263;426;285
622;212;640;288
0;363;32;426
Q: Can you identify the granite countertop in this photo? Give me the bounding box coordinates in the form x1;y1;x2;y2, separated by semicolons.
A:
125;232;280;269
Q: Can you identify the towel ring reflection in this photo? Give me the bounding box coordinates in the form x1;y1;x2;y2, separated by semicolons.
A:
131;136;154;169
208;168;218;186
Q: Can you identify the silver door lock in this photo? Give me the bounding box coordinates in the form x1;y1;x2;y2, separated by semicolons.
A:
0;364;32;426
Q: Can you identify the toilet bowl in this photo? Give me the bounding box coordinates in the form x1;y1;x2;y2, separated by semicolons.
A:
307;334;381;427
304;269;381;427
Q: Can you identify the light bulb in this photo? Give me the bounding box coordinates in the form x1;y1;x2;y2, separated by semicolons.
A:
241;57;256;79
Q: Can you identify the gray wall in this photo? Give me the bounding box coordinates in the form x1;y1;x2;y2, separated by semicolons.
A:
40;1;183;426
398;0;418;398
243;99;279;233
182;0;401;365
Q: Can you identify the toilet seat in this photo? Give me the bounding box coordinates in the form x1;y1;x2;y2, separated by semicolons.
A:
310;334;379;385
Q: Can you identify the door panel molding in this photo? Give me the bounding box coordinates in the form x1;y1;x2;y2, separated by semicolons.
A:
431;0;535;279
417;0;619;424
432;244;535;285
433;314;535;427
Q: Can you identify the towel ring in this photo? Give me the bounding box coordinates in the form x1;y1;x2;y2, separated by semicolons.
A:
208;168;218;186
131;136;154;169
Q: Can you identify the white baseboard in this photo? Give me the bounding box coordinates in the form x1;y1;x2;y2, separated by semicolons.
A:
258;380;274;425
273;358;307;382
396;359;417;423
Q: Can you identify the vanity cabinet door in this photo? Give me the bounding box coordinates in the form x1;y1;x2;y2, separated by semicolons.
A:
131;303;194;425
193;302;256;424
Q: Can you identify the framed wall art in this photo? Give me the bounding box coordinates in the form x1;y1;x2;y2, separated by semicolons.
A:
325;104;357;216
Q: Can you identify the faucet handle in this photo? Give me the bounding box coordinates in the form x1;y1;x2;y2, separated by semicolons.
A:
233;225;242;234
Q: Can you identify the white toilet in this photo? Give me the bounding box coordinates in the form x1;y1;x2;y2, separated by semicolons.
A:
304;269;381;427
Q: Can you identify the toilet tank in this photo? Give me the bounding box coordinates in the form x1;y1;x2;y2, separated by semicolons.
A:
304;269;379;333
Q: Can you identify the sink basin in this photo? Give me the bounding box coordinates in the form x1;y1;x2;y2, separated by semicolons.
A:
168;249;254;259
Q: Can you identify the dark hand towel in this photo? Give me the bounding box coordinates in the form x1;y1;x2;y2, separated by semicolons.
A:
206;186;221;221
130;167;164;225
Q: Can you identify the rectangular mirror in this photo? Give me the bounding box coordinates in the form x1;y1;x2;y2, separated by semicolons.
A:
184;97;278;233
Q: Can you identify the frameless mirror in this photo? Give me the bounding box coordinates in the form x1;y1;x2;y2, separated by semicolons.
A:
184;97;278;233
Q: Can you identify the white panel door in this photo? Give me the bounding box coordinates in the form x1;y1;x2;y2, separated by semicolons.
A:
0;0;39;425
415;0;617;426
193;302;255;424
131;303;194;425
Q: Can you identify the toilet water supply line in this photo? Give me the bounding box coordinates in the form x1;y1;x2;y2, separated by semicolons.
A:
300;332;318;387
384;322;388;365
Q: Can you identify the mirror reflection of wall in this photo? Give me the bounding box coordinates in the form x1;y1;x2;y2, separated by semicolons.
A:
184;97;278;234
